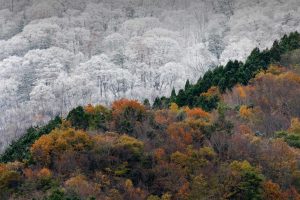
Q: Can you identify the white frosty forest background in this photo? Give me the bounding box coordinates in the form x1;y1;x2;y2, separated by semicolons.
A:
1;0;300;151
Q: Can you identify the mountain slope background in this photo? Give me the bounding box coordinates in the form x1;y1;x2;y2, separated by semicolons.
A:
1;0;300;151
1;47;300;199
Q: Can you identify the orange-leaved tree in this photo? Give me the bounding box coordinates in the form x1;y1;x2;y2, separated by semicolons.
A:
30;127;94;167
111;99;147;136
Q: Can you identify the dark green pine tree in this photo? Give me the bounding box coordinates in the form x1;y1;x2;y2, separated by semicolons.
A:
279;32;300;53
184;80;191;90
170;88;177;103
269;40;281;62
218;77;226;92
152;97;162;109
175;89;187;107
67;106;89;130
143;98;151;109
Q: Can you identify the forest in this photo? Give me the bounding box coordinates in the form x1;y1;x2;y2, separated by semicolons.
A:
1;32;300;199
1;0;300;153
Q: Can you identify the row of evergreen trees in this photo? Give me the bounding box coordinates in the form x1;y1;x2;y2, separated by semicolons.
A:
0;117;62;163
153;32;300;111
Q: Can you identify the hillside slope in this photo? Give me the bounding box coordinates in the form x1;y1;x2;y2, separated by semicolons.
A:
1;35;300;200
1;0;300;151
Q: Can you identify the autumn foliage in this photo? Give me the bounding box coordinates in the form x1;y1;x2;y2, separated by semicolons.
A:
30;127;93;166
112;99;146;118
2;45;300;199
